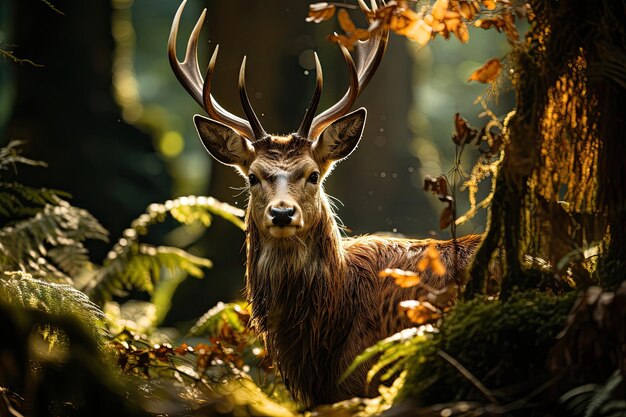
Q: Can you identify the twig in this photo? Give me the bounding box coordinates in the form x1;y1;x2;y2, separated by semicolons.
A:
40;0;65;15
437;350;499;404
0;48;43;67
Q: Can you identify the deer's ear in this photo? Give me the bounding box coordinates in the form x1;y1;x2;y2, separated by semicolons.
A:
194;115;255;169
312;108;366;164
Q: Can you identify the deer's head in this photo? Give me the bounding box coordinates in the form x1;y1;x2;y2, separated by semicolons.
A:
169;0;387;239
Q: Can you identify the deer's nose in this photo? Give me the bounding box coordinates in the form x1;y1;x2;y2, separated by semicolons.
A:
270;207;295;226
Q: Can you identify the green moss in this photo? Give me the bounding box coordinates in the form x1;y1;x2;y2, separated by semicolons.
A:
399;291;578;404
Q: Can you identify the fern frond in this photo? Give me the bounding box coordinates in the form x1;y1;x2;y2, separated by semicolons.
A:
584;371;624;417
88;244;212;302
83;195;243;301
187;302;247;337
0;271;107;344
0;140;47;176
341;326;436;384
0;181;68;219
137;195;245;232
0;201;108;283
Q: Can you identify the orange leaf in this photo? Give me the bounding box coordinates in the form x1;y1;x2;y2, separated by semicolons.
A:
327;33;357;50
390;8;419;32
426;243;440;260
337;8;356;33
306;3;336;23
481;0;497;10
432;0;450;21
502;12;520;41
467;58;502;83
401;19;433;45
354;28;371;41
456;1;480;19
399;300;441;325
431;257;447;276
379;268;422;288
453;21;470;43
417;256;429;272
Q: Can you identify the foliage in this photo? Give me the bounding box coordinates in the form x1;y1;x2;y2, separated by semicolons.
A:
559;371;625;417
0;141;288;416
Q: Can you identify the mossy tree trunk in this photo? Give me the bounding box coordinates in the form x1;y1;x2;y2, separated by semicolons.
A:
466;0;626;298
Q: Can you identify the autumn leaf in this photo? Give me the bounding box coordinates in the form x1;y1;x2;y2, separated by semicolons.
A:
337;8;356;33
452;113;479;145
481;0;497;10
379;268;422;288
399;300;441;324
306;2;336;23
423;175;450;196
431;0;450;21
416;243;447;277
468;58;502;83
404;19;434;45
454;0;481;19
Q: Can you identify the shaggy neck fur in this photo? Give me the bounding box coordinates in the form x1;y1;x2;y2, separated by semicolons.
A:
245;193;353;405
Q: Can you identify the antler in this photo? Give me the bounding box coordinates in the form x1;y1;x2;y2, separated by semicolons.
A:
298;2;389;140
168;0;266;141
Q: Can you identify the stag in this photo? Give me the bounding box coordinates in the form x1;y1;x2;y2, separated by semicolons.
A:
169;0;482;406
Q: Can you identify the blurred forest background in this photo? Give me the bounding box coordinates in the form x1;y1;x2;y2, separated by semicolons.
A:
0;0;511;325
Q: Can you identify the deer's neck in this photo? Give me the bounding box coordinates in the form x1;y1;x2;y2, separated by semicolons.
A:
245;197;351;402
246;196;346;328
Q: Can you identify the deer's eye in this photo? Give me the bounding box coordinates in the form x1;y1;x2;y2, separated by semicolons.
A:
248;173;260;186
307;172;320;184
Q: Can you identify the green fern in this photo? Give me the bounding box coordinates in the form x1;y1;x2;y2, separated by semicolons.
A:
0;200;108;284
560;371;625;417
84;195;244;302
0;181;69;219
187;301;248;337
0;271;108;345
341;326;437;385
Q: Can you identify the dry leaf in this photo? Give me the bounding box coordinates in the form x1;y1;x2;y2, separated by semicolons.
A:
306;3;336;23
337;8;356;33
423;175;450;196
415;243;447;276
327;33;357;50
453;21;470;42
501;12;519;41
399;300;441;324
454;0;480;19
452;112;478;145
431;257;447;276
379;268;422;288
481;0;497;10
432;0;450;21
468;58;502;83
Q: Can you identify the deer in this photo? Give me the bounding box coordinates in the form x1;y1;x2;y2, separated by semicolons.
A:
168;0;484;407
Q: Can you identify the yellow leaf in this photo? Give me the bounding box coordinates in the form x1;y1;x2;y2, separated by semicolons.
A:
379;268;422;288
402;19;433;45
432;0;449;21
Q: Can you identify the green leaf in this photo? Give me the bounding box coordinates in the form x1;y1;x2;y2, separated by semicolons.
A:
0;271;107;345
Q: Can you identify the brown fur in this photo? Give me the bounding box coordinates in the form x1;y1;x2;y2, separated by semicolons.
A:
196;113;483;406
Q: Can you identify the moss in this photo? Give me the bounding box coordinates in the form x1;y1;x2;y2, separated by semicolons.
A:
399;290;578;404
